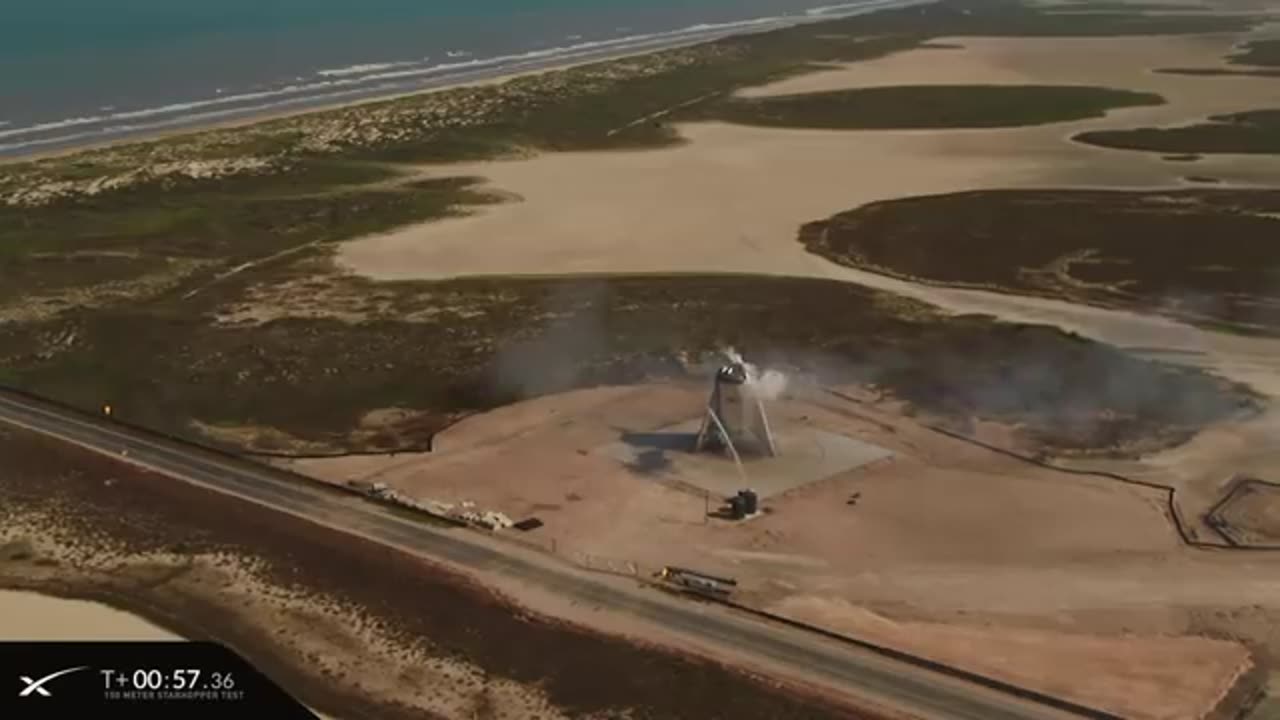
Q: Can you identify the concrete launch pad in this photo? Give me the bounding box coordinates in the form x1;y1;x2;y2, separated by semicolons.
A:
601;418;894;500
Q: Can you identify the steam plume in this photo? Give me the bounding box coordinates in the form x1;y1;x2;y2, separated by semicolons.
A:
722;347;789;401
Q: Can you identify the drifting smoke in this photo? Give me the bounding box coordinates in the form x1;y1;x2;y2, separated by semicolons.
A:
722;347;789;401
489;281;686;402
768;324;1259;453
491;282;611;400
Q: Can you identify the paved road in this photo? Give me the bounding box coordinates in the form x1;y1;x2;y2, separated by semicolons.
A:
0;391;1097;720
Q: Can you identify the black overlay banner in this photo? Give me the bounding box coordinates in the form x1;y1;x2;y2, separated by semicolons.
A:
0;641;317;718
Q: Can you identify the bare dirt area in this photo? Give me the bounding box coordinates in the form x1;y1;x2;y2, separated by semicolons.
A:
1212;479;1280;546
771;596;1252;720
0;425;878;720
1059;404;1280;544
337;33;1280;282
289;380;1278;719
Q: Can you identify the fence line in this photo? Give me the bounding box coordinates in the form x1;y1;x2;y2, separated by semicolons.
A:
825;388;1280;553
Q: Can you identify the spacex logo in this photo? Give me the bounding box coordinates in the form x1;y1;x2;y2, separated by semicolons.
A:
17;666;89;698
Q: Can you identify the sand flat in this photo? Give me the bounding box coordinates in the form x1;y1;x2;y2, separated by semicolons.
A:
333;31;1280;404
770;595;1252;720
337;34;1280;284
0;589;179;641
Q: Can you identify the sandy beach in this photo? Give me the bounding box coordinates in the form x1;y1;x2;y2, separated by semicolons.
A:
337;33;1280;282
0;1;930;165
0;46;670;167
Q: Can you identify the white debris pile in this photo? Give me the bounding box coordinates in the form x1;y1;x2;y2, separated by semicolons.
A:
458;505;517;531
358;482;514;530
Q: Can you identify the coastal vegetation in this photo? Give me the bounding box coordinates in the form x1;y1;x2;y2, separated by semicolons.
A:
1075;109;1280;155
2;0;1253;303
800;188;1280;335
700;84;1164;130
0;166;503;322
1156;37;1280;77
0;0;1267;456
1046;1;1220;11
2;3;1278;718
1157;67;1280;78
0;0;1256;197
1229;38;1280;67
1;272;1255;456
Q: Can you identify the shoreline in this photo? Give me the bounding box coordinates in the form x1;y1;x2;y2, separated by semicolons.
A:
0;0;926;165
0;43;668;166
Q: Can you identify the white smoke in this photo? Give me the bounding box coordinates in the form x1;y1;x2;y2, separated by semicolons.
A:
754;369;790;400
722;347;789;401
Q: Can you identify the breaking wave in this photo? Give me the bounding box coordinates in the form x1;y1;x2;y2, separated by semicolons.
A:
0;0;925;157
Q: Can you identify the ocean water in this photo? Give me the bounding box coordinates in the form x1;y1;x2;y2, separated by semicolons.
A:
0;0;917;156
